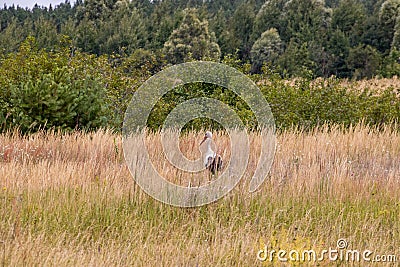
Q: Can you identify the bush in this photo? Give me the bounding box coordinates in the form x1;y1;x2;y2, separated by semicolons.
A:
0;38;109;133
0;38;398;133
259;69;400;130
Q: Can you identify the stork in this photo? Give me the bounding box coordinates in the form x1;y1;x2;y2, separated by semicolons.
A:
200;131;223;175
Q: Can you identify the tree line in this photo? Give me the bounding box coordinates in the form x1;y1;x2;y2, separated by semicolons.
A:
1;37;399;133
1;0;400;79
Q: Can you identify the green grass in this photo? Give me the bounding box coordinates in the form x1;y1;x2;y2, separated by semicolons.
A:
1;126;399;265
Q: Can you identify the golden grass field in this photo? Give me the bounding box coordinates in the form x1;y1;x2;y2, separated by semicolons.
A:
1;124;399;266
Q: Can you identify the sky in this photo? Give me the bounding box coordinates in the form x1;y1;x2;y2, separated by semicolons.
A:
1;0;68;9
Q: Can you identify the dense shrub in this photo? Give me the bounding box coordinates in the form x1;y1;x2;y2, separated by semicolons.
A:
0;38;399;133
144;71;400;132
0;38;109;133
259;69;400;130
147;82;257;131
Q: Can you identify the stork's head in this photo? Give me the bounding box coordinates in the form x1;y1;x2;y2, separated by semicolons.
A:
200;131;213;145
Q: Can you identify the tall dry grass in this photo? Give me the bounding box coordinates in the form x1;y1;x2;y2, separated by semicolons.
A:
0;124;399;266
341;76;400;95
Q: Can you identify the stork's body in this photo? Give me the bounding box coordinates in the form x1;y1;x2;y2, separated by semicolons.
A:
200;131;223;175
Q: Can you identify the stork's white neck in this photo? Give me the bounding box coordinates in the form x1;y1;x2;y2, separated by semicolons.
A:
204;138;213;153
203;137;215;166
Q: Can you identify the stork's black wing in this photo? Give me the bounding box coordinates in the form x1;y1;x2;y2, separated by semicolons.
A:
207;155;223;175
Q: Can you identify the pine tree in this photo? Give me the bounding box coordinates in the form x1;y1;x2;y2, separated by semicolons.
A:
99;3;147;55
326;28;351;77
282;0;331;43
331;0;366;47
346;44;380;78
253;0;286;40
34;15;59;49
392;16;400;50
378;0;400;52
230;0;256;61
163;8;220;64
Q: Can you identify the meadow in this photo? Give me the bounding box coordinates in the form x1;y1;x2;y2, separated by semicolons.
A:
0;124;399;266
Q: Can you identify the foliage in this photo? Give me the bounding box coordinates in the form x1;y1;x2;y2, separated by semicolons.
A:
259;68;400;130
147;82;256;131
250;28;282;73
380;48;400;76
0;37;399;133
137;64;400;132
0;38;109;133
392;16;400;50
1;0;400;78
346;44;381;79
163;8;220;64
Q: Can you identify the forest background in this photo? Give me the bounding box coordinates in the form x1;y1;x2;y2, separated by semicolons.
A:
1;0;399;132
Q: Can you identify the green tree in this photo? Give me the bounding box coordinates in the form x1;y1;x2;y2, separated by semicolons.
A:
34;15;59;49
326;28;351;77
230;0;256;60
331;0;366;46
147;0;183;50
209;8;231;56
378;0;400;52
392;16;400;49
277;0;332;76
379;0;400;27
250;28;282;73
278;39;315;77
282;0;331;43
346;44;381;79
163;8;220;64
60;17;76;38
99;4;147;55
380;48;400;76
361;15;389;54
75;18;100;54
0;37;109;132
75;0;110;22
0;17;28;52
253;0;286;40
74;0;116;54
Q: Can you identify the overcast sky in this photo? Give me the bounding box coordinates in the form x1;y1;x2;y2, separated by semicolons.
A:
1;0;69;9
